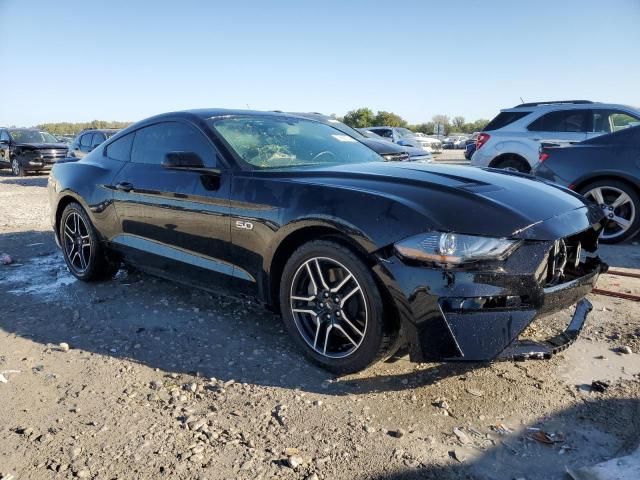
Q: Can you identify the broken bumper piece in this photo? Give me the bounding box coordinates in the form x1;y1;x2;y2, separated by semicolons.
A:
496;298;592;361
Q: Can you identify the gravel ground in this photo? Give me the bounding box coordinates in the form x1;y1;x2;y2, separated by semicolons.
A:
0;170;639;480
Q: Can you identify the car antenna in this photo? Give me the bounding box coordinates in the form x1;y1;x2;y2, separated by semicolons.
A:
520;96;525;104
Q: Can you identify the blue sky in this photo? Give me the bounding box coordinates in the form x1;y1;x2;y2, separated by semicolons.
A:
1;0;639;126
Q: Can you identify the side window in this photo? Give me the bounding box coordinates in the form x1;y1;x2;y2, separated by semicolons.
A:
80;133;92;147
528;110;588;132
91;132;106;147
130;122;216;166
0;130;9;142
609;111;640;132
105;133;134;161
375;129;393;138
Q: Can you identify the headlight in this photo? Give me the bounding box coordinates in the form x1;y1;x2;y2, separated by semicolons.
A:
394;232;520;265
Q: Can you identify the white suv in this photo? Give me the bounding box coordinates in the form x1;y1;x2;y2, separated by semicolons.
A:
471;100;640;173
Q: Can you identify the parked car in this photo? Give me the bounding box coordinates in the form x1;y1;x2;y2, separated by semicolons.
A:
471;100;640;173
0;127;68;176
363;126;443;154
464;142;476;160
293;114;431;162
49;109;606;373
453;136;469;149
359;128;441;156
534;126;640;243
68;129;120;158
441;137;455;149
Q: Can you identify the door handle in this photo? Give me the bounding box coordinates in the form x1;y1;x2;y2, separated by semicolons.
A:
114;182;133;192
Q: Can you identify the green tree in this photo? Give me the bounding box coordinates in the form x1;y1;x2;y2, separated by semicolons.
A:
452;116;465;131
373;111;407;127
342;108;375;128
432;114;451;135
409;122;435;134
37;121;133;135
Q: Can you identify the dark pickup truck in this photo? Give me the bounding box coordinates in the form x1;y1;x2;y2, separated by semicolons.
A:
0;127;69;176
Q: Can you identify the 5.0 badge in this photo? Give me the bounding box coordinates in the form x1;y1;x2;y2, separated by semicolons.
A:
235;220;254;230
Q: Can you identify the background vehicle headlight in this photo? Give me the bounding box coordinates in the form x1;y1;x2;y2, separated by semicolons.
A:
394;232;520;265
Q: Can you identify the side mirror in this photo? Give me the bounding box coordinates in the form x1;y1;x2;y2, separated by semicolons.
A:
163;151;205;170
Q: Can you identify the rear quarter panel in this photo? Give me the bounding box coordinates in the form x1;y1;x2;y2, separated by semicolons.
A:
543;145;640;190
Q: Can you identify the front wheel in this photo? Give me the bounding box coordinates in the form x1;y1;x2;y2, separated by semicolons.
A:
580;180;640;243
279;240;397;374
59;202;120;281
11;158;26;176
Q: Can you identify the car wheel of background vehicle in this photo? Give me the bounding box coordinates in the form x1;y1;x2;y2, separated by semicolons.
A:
580;180;640;243
279;240;398;374
59;202;120;281
491;155;530;173
11;158;26;176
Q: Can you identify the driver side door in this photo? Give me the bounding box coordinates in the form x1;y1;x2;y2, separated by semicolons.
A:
110;121;233;290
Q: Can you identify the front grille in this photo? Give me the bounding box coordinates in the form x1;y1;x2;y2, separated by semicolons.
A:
39;149;68;162
544;237;583;287
382;152;410;162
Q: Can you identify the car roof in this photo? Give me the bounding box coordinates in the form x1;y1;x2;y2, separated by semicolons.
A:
186;108;315;120
80;128;120;133
502;102;639;113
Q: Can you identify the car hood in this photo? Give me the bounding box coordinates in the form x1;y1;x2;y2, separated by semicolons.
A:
286;162;603;241
15;142;69;149
359;137;408;155
360;138;428;157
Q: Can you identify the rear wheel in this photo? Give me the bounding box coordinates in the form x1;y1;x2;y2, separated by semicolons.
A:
59;202;120;281
491;155;530;173
279;240;397;374
580;180;640;243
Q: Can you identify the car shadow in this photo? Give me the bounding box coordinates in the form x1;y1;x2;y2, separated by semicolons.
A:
363;397;640;480
0;230;479;396
0;170;48;187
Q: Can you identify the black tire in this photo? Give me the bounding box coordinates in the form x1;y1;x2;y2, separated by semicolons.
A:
59;202;120;281
11;157;26;176
579;179;640;244
492;155;530;173
279;240;398;374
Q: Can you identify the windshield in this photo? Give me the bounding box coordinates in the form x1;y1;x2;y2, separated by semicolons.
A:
9;129;58;144
209;116;382;169
322;118;364;139
395;128;416;138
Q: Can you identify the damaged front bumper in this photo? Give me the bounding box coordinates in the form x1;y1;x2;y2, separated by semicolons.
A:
374;235;607;363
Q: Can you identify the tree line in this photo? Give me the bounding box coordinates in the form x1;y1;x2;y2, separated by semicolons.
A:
341;107;489;135
36;120;133;135
34;110;488;137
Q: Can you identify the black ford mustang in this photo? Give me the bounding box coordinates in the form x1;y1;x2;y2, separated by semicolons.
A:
48;109;607;373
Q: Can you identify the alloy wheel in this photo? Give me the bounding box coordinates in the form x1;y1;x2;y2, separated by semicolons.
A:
289;257;368;359
63;212;92;274
11;159;21;176
584;186;636;241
